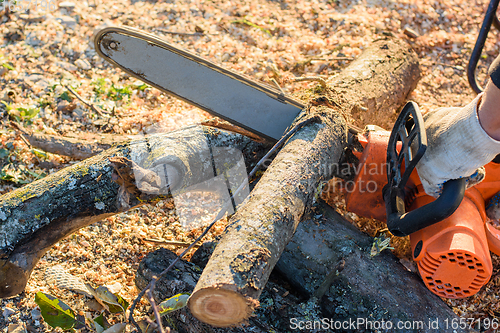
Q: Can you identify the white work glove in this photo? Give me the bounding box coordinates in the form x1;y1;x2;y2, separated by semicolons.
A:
416;94;500;197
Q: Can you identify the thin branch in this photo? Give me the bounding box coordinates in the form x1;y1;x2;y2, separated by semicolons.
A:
128;115;320;332
141;238;201;248
65;85;107;117
201;118;268;143
18;134;32;149
294;76;327;89
310;56;355;61
9;122;32;148
270;78;286;95
154;28;210;37
146;288;166;333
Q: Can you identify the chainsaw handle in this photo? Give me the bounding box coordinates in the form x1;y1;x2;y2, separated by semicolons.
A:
384;179;466;237
384;101;466;237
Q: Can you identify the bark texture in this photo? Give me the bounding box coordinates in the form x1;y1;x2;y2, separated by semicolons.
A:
136;247;324;333
188;37;421;327
275;202;474;333
136;202;474;333
326;36;421;129
0;126;268;298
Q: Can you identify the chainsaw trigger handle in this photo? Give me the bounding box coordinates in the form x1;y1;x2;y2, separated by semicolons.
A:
384;101;466;236
386;101;426;190
385;179;466;236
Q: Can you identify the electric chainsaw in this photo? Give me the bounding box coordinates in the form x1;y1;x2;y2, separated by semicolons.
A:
344;102;500;299
95;26;500;299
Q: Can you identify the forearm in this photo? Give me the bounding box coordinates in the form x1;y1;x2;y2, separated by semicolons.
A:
477;81;500;141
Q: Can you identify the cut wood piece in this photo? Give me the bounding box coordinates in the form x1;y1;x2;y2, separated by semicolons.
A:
137;203;474;333
189;105;346;327
0;125;268;298
135;247;308;333
188;36;421;327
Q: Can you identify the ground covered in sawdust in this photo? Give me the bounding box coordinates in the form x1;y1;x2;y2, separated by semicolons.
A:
1;0;500;331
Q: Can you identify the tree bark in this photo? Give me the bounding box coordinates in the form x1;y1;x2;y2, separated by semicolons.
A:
136;202;474;333
188;36;421;327
0;125;268;298
136;247;327;333
327;36;421;130
275;202;474;333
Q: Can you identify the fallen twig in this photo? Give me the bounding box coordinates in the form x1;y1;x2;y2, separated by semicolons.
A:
9;122;131;159
154;28;209;37
294;76;327;89
65;85;107;117
310;56;355;61
201;118;268;143
270;78;286;95
141;238;201;248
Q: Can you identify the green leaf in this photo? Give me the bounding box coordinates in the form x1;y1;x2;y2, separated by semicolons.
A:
107;83;132;101
17;107;39;120
93;313;106;333
0;169;13;181
59;91;73;102
231;18;271;36
34;292;78;330
133;81;149;91
108;293;129;314
88;285;129;314
0;148;9;159
158;293;190;317
91;78;107;96
1;101;13;112
31;148;47;159
2;62;14;70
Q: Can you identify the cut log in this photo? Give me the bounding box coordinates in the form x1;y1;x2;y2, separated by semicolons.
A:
136;247;323;333
276;202;474;333
188;36;421;327
0;125;268;298
136;202;473;333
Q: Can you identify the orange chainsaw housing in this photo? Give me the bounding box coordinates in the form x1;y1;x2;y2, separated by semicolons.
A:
345;130;500;299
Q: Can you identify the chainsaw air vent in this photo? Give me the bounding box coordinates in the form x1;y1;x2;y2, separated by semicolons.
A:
418;251;490;299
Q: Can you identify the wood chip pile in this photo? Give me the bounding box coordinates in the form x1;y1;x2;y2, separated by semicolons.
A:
1;0;500;331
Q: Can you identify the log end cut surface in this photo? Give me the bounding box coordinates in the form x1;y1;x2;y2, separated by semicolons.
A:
188;287;254;327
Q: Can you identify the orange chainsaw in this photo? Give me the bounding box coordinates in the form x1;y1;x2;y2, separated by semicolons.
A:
344;102;500;299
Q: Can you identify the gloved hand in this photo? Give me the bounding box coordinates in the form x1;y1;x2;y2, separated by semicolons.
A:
416;94;500;197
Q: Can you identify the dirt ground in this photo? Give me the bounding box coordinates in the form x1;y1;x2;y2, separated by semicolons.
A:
1;0;500;332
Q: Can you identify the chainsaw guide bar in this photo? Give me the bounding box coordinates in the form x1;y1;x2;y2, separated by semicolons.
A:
94;26;305;141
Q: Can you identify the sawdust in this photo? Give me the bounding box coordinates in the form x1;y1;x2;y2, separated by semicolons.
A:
1;0;499;331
